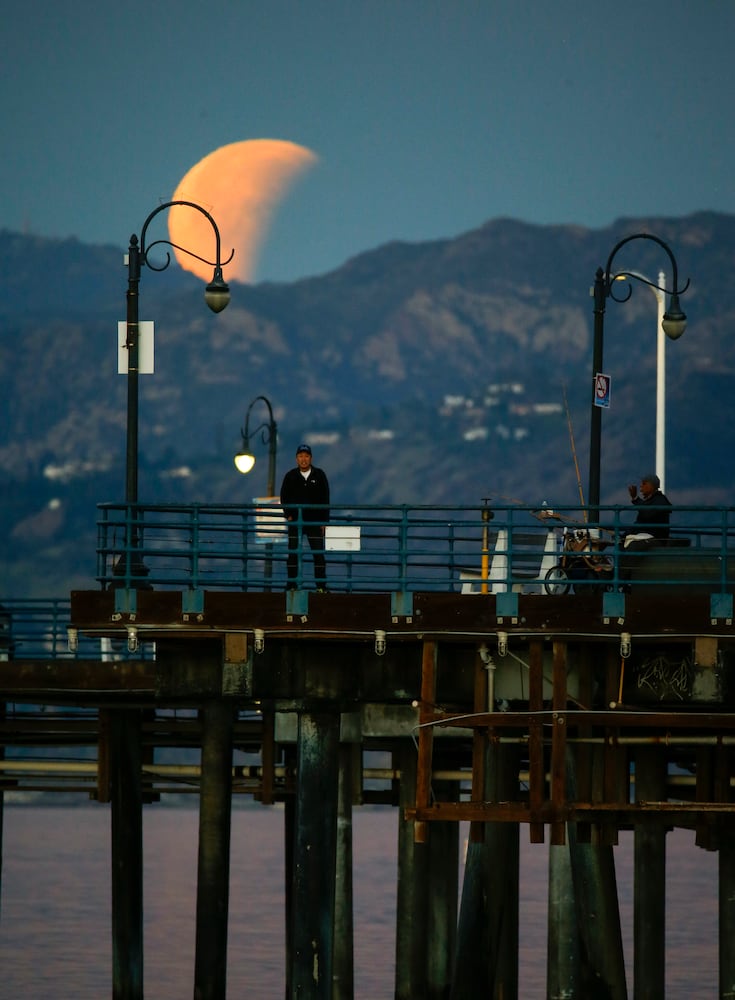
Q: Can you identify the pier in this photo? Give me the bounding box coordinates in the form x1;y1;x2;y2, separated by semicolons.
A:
3;502;735;998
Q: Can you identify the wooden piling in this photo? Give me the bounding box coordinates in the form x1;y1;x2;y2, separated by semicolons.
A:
193;700;235;1000
0;701;5;920
547;842;580;998
394;755;459;998
333;743;355;1000
633;747;667;998
567;748;627;1000
426;767;459;997
720;822;735;998
451;744;520;999
283;755;296;1000
290;710;340;998
110;709;144;1000
395;744;430;999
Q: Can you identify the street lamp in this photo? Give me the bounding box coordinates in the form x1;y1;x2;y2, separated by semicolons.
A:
587;233;688;515
234;395;278;496
234;396;278;588
122;200;233;577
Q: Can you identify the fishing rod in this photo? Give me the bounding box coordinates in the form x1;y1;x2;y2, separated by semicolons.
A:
562;383;587;522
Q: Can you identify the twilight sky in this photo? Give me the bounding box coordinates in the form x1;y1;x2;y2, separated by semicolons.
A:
2;0;733;283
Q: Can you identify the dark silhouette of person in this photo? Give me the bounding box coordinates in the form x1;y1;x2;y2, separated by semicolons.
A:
280;443;330;590
627;473;672;541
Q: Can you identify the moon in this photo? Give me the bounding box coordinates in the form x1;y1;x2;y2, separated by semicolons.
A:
168;139;318;283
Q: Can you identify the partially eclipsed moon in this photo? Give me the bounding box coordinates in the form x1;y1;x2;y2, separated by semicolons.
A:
168;139;318;283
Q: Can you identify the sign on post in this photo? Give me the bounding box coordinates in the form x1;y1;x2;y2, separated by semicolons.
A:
253;498;287;544
594;372;611;409
118;321;154;374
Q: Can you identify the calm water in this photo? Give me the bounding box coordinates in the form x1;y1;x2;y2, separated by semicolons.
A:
0;804;719;998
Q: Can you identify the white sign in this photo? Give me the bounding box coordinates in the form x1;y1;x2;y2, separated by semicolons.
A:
253;498;287;544
118;321;155;374
325;526;361;551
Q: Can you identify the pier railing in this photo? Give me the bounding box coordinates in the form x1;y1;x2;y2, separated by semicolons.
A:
0;598;150;661
95;501;735;597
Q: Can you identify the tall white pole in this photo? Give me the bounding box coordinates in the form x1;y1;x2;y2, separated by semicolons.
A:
619;269;667;491
654;270;666;492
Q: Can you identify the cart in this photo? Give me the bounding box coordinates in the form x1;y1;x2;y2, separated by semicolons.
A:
543;526;614;595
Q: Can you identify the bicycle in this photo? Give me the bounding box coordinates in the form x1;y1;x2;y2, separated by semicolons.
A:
543;527;613;595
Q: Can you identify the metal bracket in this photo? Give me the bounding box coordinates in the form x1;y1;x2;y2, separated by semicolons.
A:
710;593;733;624
182;589;204;616
602;590;626;622
495;592;518;621
114;588;137;616
391;591;413;622
285;589;309;620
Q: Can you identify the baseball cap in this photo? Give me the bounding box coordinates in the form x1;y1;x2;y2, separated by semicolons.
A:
296;443;312;455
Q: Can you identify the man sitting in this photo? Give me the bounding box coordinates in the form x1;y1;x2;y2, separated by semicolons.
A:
625;473;672;549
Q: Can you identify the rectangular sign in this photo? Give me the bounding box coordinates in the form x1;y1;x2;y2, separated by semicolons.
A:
253;498;287;544
325;526;361;551
594;372;611;408
118;321;154;374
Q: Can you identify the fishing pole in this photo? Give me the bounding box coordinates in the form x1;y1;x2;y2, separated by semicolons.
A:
562;383;587;522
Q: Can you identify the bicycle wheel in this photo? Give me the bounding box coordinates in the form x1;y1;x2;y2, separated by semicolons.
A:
544;565;570;595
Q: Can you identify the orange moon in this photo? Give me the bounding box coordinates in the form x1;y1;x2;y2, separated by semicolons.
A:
168;139;318;283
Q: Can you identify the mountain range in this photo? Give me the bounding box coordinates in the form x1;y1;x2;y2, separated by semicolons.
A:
2;211;734;597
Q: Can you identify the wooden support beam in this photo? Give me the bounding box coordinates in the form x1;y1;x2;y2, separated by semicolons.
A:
110;709;144;1000
574;644;595;844
333;744;355;1000
469;644;489;845
634;747;667;999
414;640;437;844
719;824;735;998
567;749;628;1000
528;639;545;843
290;710;340;999
696;746;717;849
97;708;111;803
547;840;580;997
259;708;276;805
395;744;429;1000
452;745;520;998
550;640;568;845
194;700;235;1000
602;646;624;846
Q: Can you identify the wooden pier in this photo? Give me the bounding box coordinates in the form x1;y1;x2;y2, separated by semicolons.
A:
3;503;735;997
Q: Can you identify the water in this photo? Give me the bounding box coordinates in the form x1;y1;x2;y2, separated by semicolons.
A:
0;804;719;998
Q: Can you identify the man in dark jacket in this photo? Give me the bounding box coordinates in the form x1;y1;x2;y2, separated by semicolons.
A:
628;473;672;539
280;443;330;590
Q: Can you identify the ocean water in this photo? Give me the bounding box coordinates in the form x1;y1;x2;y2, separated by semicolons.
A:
0;804;718;998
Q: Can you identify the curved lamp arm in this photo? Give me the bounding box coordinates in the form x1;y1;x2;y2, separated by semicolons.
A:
602;232;689;340
133;199;235;313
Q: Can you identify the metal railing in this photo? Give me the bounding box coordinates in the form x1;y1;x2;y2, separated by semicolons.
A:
95;501;735;596
0;598;150;661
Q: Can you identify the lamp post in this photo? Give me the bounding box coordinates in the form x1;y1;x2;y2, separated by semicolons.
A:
113;203;232;994
234;394;278;496
588;234;688;516
234;396;278;587
122;200;233;578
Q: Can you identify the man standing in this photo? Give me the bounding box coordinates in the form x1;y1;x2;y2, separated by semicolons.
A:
280;444;330;590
